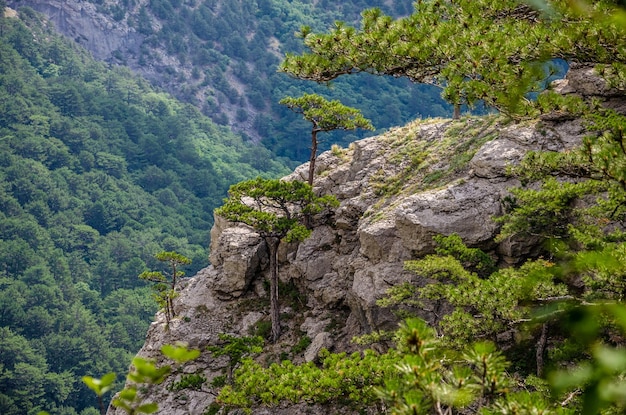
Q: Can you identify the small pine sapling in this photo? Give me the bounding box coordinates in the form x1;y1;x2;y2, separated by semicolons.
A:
139;251;191;324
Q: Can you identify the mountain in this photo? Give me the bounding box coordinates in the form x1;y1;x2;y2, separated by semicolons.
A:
105;64;615;415
0;2;447;413
4;1;625;414
0;7;287;414
6;0;452;162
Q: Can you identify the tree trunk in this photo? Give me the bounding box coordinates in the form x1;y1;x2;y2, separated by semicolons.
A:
453;103;461;120
267;238;281;342
308;130;318;186
536;323;548;377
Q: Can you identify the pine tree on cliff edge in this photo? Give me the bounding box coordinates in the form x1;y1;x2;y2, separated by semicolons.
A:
215;178;338;342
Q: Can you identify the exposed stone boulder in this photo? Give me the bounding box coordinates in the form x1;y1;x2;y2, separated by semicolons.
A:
293;226;337;282
358;179;508;263
209;215;266;299
470;138;527;179
304;332;333;362
300;316;331;339
560;62;621;98
550;63;626;114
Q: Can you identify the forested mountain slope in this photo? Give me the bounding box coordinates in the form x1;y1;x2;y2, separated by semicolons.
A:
6;0;452;163
0;7;286;414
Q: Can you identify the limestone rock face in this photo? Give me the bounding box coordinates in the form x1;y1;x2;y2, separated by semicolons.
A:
109;68;602;414
109;115;589;415
359;179;507;261
7;0;143;61
470;138;527;179
561;62;621;98
304;332;333;362
209;215;266;299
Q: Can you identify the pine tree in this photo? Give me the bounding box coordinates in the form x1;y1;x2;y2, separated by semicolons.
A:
139;251;191;325
280;0;626;119
215;178;338;342
279;93;373;185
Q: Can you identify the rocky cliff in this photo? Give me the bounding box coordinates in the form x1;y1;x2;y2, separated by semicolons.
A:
7;0;144;61
5;0;258;138
6;0;154;73
104;68;604;414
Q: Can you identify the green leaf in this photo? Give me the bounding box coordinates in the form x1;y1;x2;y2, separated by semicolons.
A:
137;403;159;414
161;344;201;363
118;387;138;402
82;372;116;396
593;344;626;373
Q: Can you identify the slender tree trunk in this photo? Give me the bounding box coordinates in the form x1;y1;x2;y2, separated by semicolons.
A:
536;323;548;377
98;397;106;415
267;238;281;342
453;103;461;120
227;364;234;383
308;130;319;186
167;291;174;323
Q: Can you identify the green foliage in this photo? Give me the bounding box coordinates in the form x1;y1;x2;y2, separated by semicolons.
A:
582;107;626;218
207;334;263;381
290;335;312;354
496;177;606;241
279;279;308;312
82;373;116;415
507;147;593;184
216;177;338;242
161;344;201;363
210;375;227;388
0;9;287;414
380;319;519;414
281;0;625;119
203;402;222;415
169;373;206;391
216;177;338;341
82;373;117;397
432;233;496;277
109;0;449;162
279;93;374;133
111;356;169;415
549;304;626;415
251;320;272;340
86;344;200;415
7;2;626;415
401;238;567;349
218;348;397;410
216;317;572;414
139;251;191;324
280;93;374;184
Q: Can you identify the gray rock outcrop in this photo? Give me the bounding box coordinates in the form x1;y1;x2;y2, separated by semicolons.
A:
108;109;589;414
7;0;144;61
107;64;618;415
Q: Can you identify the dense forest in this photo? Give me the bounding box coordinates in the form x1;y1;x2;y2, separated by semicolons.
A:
0;5;288;414
27;0;453;162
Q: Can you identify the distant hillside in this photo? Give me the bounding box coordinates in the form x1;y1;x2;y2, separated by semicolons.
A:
0;8;287;414
6;0;452;163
